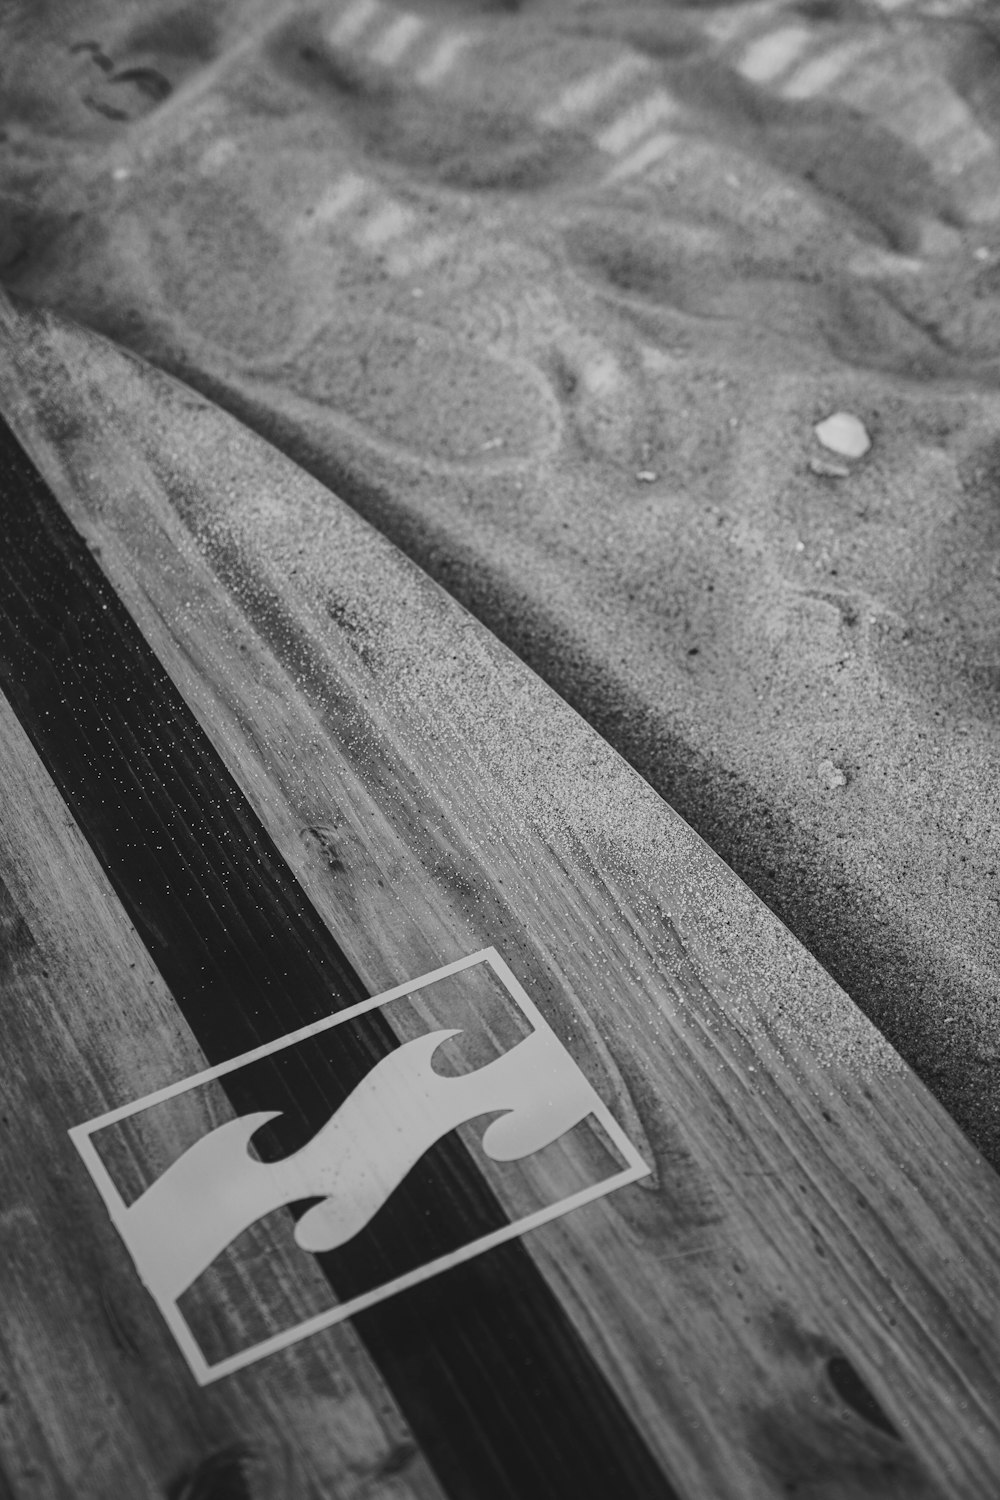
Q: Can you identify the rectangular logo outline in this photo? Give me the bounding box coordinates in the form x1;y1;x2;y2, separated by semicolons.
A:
69;946;650;1384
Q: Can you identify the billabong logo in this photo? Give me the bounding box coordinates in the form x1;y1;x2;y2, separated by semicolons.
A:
71;949;648;1382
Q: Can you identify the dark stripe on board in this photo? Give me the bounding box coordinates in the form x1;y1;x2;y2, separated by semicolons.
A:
0;414;676;1500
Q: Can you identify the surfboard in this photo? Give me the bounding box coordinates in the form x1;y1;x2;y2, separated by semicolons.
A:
1;288;998;1500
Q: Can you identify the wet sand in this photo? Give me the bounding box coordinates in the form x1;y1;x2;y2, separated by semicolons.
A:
2;0;999;1163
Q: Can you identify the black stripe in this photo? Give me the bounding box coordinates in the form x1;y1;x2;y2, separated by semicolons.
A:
0;415;676;1500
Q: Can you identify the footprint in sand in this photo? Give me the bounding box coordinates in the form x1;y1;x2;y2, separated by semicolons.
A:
267;9;600;195
273;314;561;469
731;16;1000;226
707;10;1000;245
136;132;570;470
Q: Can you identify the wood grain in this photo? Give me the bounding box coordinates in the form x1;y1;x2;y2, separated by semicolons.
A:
0;697;444;1500
0;403;669;1498
1;292;999;1498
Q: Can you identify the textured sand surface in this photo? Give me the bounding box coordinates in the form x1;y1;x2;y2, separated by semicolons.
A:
2;0;999;1163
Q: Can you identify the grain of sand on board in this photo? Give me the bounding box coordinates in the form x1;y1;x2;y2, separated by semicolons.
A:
2;0;1000;1162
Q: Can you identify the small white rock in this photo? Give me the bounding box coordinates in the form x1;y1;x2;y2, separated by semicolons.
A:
817;757;847;790
814;411;871;459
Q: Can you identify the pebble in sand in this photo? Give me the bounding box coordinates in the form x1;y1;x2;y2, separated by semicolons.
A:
814;411;872;459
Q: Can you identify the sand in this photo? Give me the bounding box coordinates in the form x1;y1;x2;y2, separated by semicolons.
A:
2;0;999;1164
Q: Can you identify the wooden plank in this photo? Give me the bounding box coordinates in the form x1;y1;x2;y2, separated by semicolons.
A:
0;291;999;1498
0;376;669;1497
0;695;444;1500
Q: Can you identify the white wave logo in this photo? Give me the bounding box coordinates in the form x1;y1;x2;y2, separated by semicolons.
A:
70;949;649;1383
124;1023;599;1303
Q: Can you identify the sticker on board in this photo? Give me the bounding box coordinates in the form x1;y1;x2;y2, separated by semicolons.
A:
70;948;650;1383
